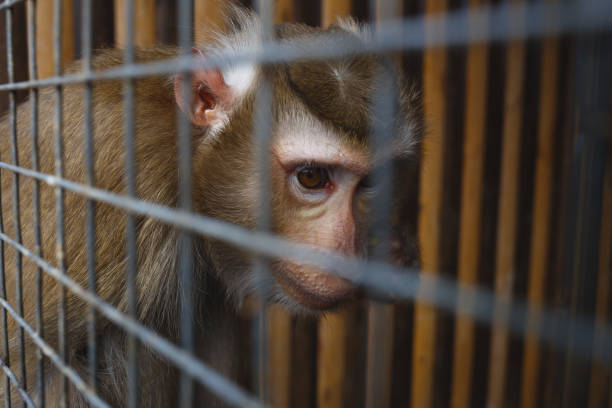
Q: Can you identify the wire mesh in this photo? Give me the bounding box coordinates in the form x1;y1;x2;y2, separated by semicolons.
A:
0;0;609;407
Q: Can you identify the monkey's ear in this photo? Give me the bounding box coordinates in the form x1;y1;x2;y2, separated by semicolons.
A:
174;47;234;127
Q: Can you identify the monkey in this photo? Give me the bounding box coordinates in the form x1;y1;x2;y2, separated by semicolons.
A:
0;5;422;407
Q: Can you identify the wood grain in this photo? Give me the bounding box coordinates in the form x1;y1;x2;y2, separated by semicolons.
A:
114;0;156;47
411;0;448;406
36;0;74;79
520;35;559;408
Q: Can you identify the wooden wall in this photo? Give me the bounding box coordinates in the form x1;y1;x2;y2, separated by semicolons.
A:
1;0;610;407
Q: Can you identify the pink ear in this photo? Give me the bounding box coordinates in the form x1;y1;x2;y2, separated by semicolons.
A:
174;47;234;127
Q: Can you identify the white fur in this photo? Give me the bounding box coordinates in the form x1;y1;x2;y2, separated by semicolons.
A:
274;109;370;175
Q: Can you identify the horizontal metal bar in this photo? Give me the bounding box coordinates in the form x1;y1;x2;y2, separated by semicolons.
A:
0;161;611;365
0;357;35;408
0;232;264;408
0;0;611;92
0;0;26;12
0;297;108;408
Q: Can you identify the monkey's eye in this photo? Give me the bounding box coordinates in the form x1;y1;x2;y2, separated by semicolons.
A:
296;167;330;190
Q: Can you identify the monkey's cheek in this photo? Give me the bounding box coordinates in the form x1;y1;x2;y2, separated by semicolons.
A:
273;263;355;310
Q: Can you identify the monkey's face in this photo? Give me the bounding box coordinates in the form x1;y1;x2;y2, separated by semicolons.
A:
179;38;421;313
262;111;372;311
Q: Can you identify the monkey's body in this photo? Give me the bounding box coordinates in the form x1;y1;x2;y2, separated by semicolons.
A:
0;8;422;406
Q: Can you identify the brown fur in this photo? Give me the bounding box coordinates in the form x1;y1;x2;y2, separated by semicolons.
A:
0;14;422;407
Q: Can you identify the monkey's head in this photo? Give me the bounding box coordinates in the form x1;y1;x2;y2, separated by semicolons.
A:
176;11;422;313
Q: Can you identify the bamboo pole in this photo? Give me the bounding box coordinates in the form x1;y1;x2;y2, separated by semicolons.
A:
587;149;612;408
266;304;292;408
114;0;156;47
321;0;351;27
411;0;448;406
519;35;559;408
317;308;349;408
194;0;227;43
274;0;296;23
485;38;526;408
36;0;74;79
450;1;489;405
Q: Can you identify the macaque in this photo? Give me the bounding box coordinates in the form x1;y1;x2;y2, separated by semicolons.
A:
0;6;422;407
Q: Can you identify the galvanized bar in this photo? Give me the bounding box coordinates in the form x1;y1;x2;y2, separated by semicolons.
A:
5;4;27;407
0;298;109;408
120;0;140;406
363;61;398;408
365;2;404;407
252;0;274;402
0;357;35;408
0;232;262;408
52;0;68;405
0;0;609;91
2;154;612;366
112;0;143;406
176;0;194;406
25;0;44;405
0;0;25;12
0;89;11;408
80;0;98;396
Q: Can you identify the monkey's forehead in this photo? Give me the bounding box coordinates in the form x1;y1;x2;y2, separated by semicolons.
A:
274;22;400;139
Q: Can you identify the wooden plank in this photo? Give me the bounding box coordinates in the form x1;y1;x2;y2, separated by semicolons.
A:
587;148;612;408
36;0;74;79
266;304;292;408
114;0;156;47
274;0;296;23
194;0;227;43
321;0;351;27
485;38;526;407
450;1;489;406
317;308;348;408
519;36;559;408
411;0;448;406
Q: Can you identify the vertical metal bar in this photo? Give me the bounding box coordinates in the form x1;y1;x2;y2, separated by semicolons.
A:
52;0;68;405
364;16;399;408
121;0;140;407
5;4;27;407
365;3;404;408
0;24;11;405
81;0;98;395
316;6;353;408
25;0;44;405
177;0;194;407
252;0;273;402
411;0;448;406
